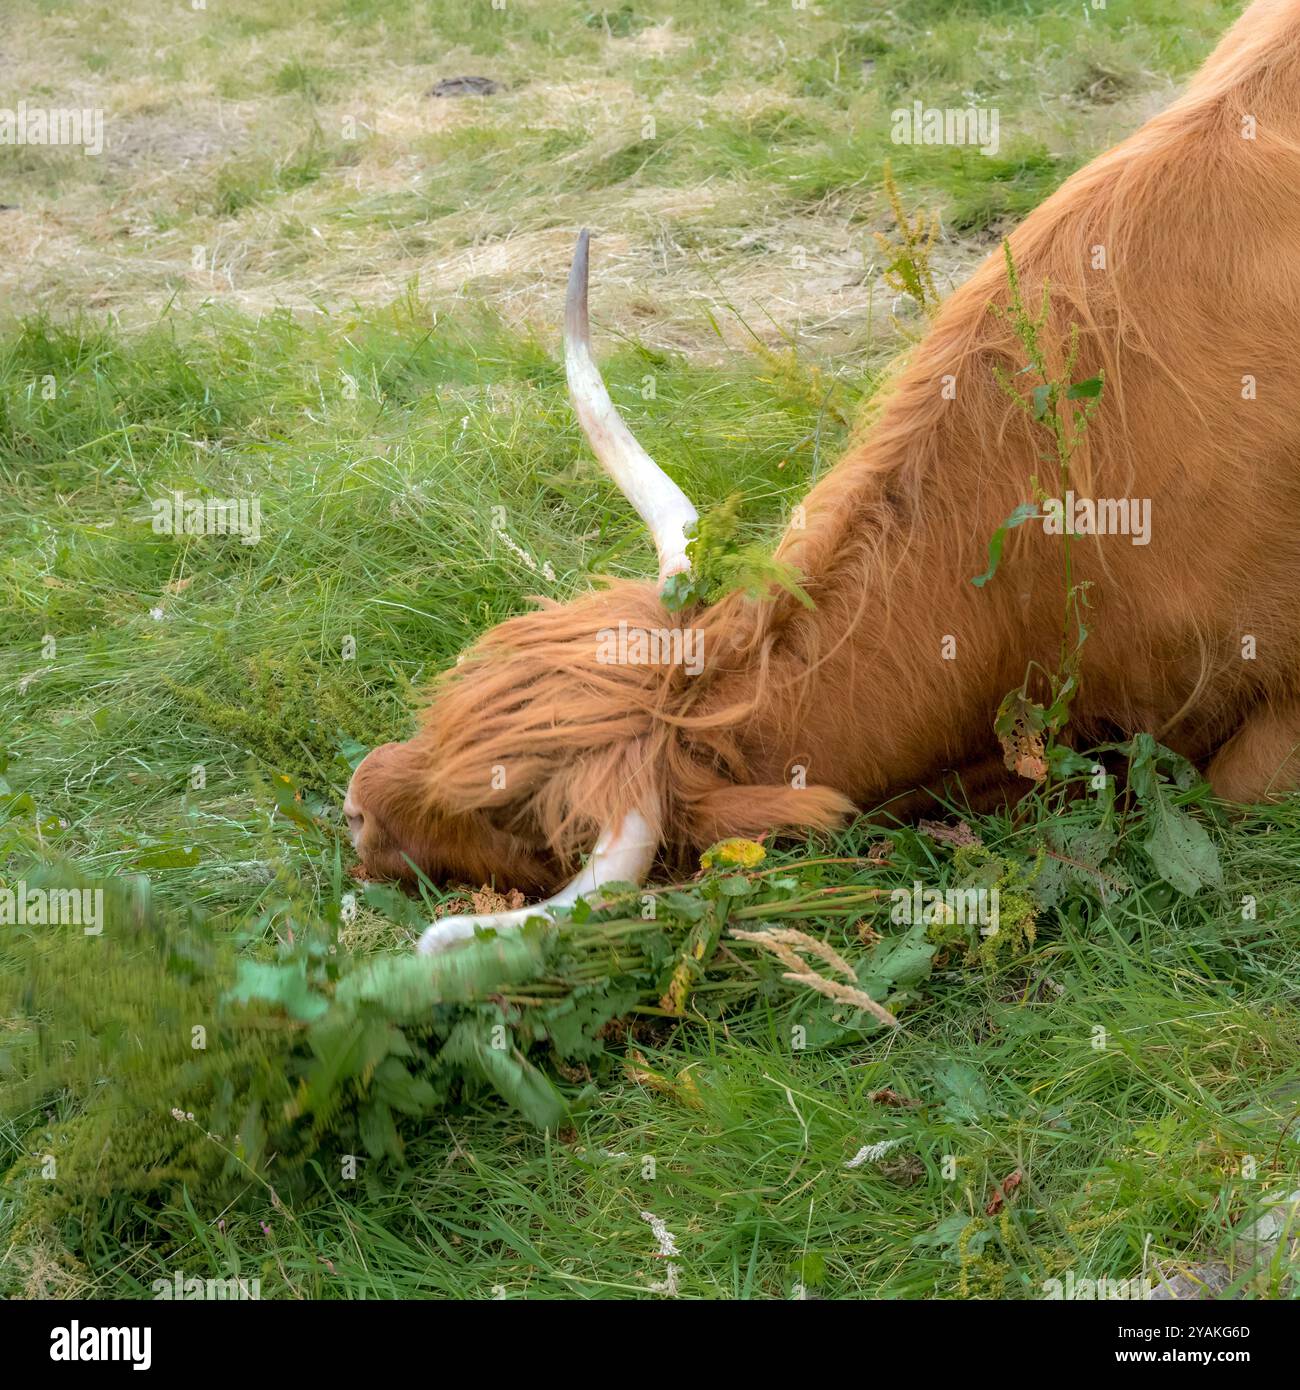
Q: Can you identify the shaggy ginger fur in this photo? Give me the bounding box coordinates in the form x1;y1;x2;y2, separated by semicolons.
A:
349;0;1300;892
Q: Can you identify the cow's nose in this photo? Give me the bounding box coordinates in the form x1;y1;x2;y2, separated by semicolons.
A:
342;791;364;847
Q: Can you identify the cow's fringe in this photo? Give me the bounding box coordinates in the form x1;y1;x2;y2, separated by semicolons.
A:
420;580;856;874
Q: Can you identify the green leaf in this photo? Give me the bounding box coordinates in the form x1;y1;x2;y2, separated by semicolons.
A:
359;1100;402;1160
971;502;1038;587
664;495;814;612
657;890;707;921
1033;822;1129;908
913;1212;992;1257
542;983;639;1060
296;1015;368;1115
659;570;694;612
225;959;329;1022
337;735;370;773
267;769;324;835
886;252;925;303
373;1055;437;1114
1;791;37;820
994;687;1048;743
933;1060;994;1123
440;1021;569;1129
1066;375;1103;400
1045;744;1095;778
860;922;936;996
1143;801;1222;896
1116;734;1221;895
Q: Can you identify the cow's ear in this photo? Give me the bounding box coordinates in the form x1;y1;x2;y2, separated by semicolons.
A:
689;783;854;846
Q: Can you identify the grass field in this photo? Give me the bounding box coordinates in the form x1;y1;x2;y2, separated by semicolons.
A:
5;0;1300;1301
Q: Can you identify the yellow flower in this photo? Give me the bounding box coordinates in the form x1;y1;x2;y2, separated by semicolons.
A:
700;838;766;870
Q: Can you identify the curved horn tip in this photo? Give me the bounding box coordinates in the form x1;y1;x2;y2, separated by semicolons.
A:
413;809;660;955
416;908;553;955
566;230;591;341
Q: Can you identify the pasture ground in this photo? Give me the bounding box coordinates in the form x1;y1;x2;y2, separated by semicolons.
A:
5;0;1300;1301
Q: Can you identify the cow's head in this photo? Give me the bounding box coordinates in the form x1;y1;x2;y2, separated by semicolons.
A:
344;232;721;949
343;739;562;894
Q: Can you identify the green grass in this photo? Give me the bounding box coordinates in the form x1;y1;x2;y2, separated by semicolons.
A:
4;0;1299;1302
0;301;848;915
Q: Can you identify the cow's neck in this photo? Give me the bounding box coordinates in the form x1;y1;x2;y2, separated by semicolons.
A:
695;409;1047;807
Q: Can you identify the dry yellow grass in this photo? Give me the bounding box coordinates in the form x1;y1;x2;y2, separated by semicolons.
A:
0;1;1193;362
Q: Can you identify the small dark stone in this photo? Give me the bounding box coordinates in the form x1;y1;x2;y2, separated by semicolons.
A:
427;76;502;99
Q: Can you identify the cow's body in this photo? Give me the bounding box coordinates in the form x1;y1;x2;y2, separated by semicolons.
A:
707;0;1300;810
346;0;1300;935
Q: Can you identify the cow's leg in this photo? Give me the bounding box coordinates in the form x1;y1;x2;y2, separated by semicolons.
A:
1206;699;1300;803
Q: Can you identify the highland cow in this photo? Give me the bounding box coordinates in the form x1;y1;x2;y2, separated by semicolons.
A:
346;0;1300;950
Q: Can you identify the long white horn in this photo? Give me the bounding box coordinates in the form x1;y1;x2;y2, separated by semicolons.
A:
415;809;659;954
565;229;699;589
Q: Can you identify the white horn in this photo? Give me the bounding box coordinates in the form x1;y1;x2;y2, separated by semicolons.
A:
415;809;659;954
565;229;699;589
